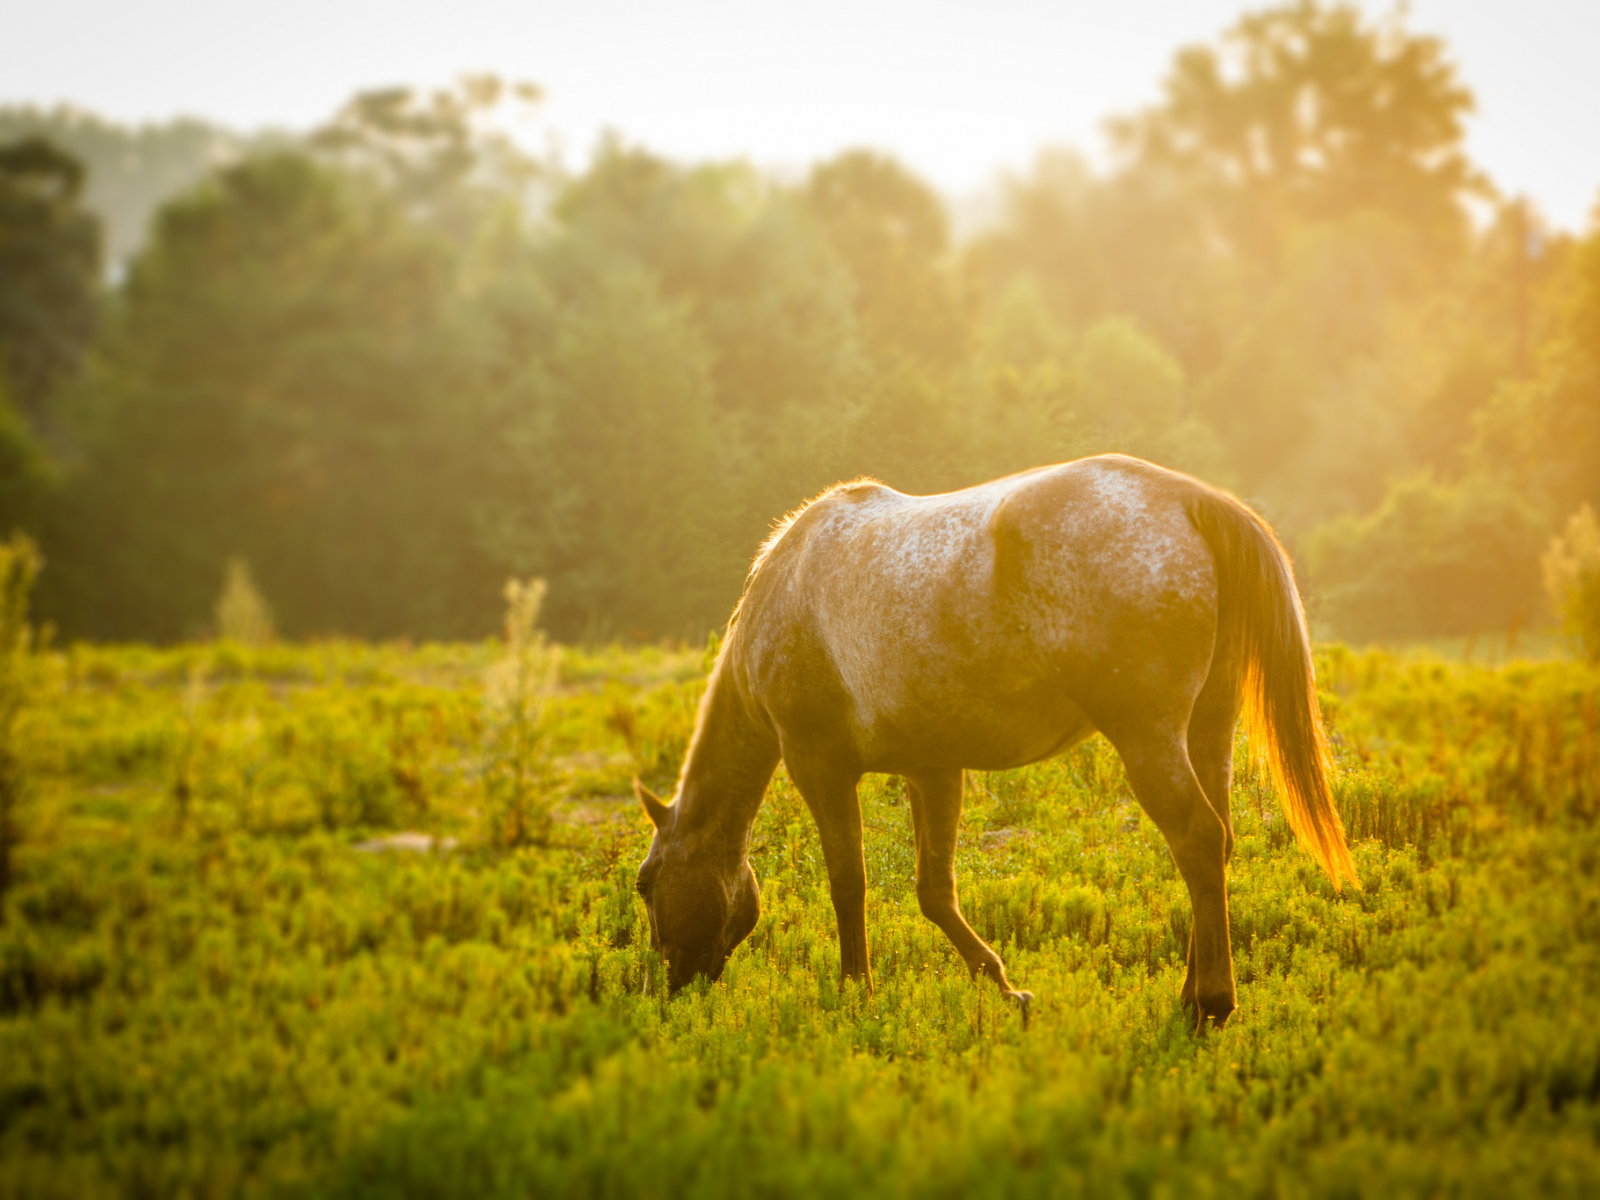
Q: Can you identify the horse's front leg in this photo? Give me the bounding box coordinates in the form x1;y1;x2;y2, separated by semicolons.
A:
784;753;872;991
906;768;1032;1007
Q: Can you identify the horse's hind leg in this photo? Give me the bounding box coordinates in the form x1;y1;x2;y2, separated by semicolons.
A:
1180;671;1242;1011
906;768;1032;1005
1113;731;1236;1031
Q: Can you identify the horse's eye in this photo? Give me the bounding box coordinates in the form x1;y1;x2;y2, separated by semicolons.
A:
635;878;649;899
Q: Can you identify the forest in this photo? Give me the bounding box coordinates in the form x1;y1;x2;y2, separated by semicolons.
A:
0;2;1594;647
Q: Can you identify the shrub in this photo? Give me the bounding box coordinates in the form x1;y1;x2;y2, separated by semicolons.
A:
0;533;40;904
1308;475;1546;641
1542;503;1600;661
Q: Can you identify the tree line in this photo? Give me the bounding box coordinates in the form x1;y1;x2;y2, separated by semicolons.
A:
1;2;1596;644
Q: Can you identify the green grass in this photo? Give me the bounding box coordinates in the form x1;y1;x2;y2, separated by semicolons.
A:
1;639;1597;1196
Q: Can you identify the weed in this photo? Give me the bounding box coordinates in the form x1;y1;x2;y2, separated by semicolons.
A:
213;556;275;647
482;578;559;848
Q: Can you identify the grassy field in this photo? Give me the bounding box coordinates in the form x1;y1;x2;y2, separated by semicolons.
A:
0;634;1597;1197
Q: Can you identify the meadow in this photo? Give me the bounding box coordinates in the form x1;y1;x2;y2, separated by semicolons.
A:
1;631;1598;1197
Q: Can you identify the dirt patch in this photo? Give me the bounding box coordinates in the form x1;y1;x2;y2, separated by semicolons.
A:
980;828;1034;853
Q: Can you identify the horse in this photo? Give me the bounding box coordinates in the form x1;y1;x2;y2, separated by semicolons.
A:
633;453;1355;1031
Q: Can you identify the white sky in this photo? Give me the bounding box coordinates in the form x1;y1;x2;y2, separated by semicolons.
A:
3;0;1597;231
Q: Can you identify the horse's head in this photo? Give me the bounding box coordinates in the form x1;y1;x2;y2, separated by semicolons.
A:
634;780;760;992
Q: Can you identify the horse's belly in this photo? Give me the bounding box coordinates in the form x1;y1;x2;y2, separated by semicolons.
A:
858;680;1095;773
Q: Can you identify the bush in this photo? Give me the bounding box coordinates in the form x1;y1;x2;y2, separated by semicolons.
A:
1542;503;1600;661
0;532;39;904
1308;475;1546;641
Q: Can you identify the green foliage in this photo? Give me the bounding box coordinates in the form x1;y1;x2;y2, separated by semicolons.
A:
67;152;490;641
0;385;53;539
531;143;862;583
1472;224;1600;523
0;137;100;425
0;106;270;268
965;148;1236;376
1075;318;1182;429
473;265;732;639
1196;211;1436;513
1309;475;1546;641
0;3;1592;647
1110;0;1482;256
803;150;969;371
971;307;1220;484
310;75;543;244
0;639;1597;1195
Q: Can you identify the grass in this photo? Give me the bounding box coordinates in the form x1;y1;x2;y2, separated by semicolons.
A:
0;638;1597;1196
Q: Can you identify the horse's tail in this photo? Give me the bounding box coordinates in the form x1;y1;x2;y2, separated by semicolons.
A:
1185;489;1358;891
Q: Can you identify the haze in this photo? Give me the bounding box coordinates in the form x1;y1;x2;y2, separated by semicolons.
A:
3;0;1596;230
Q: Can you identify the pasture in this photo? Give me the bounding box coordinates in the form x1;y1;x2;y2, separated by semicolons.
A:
0;636;1597;1197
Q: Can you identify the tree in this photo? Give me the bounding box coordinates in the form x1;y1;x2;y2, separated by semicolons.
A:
1195;208;1436;516
1111;0;1483;259
1471;217;1600;523
1308;475;1546;640
803;151;969;371
473;267;731;638
311;75;543;242
0;106;265;268
552;144;859;426
0;385;51;541
544;144;864;556
68;153;490;640
964;150;1239;376
0;137;100;428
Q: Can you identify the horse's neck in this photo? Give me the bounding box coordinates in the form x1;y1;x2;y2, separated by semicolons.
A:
674;663;779;854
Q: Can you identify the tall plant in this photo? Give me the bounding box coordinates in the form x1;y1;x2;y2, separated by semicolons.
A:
483;577;558;847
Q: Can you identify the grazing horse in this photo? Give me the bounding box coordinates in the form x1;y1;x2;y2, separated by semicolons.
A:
634;454;1355;1030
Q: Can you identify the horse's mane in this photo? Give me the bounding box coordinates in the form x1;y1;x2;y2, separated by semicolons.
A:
747;477;883;582
723;477;883;639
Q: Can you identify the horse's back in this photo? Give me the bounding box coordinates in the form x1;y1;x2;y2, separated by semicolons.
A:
990;455;1217;644
737;456;1221;769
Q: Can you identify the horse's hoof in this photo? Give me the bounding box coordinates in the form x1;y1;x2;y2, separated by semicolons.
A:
1005;989;1034;1029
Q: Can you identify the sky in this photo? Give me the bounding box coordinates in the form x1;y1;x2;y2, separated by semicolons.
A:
3;0;1597;232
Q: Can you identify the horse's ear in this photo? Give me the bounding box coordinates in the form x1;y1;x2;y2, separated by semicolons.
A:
634;777;673;829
